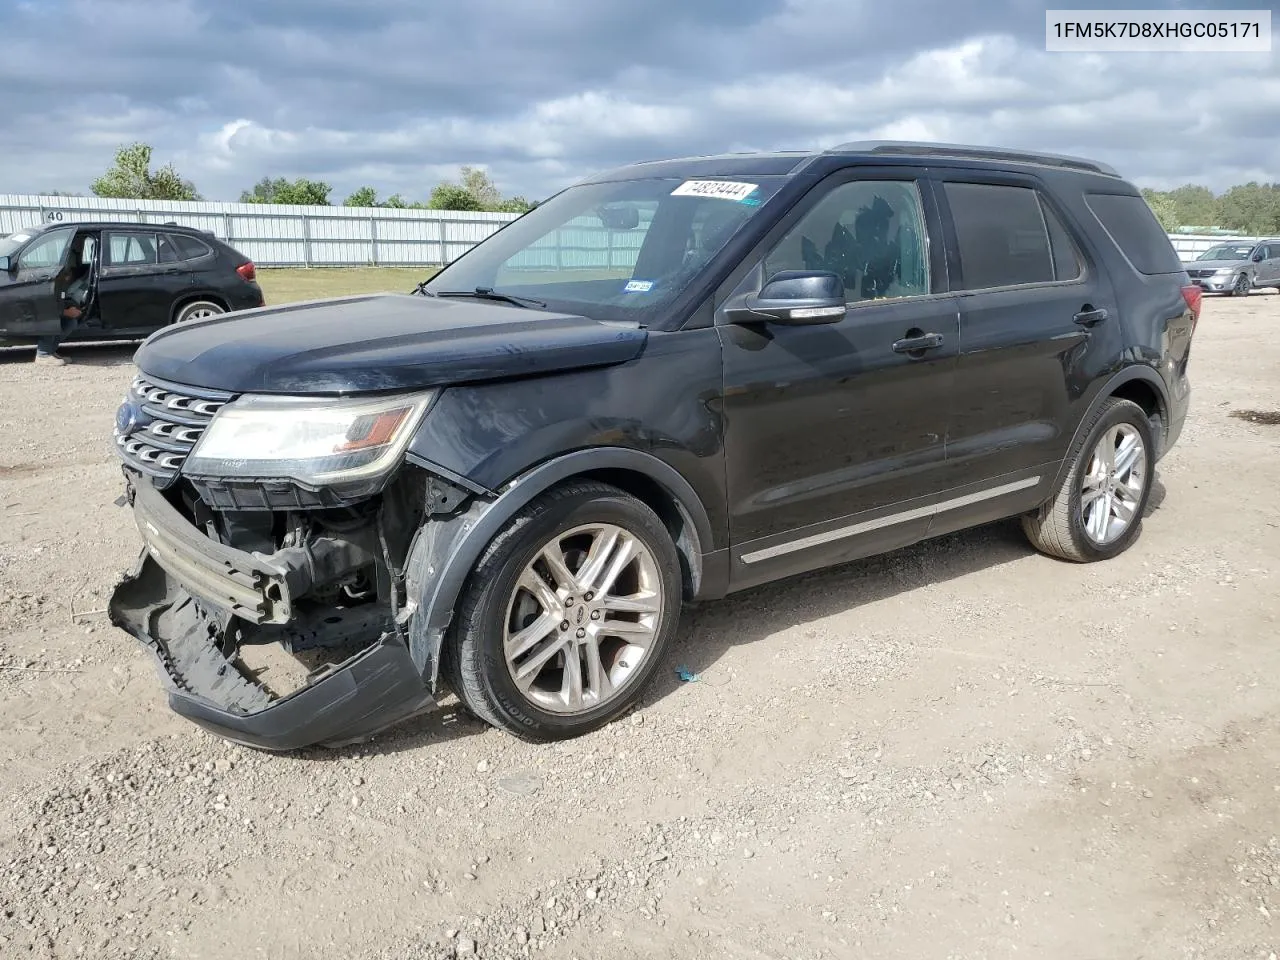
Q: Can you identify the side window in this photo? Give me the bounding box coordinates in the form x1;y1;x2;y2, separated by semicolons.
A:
171;233;213;261
17;228;74;271
763;180;930;303
943;182;1063;290
106;232;159;267
1084;193;1184;275
157;234;181;264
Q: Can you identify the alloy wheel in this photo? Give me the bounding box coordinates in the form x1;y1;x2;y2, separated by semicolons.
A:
503;523;664;715
1079;423;1148;545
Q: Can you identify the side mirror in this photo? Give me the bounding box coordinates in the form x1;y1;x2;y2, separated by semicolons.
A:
727;270;847;325
0;255;11;273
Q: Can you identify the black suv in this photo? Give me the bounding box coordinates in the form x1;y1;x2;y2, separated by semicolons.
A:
108;141;1199;751
0;221;263;347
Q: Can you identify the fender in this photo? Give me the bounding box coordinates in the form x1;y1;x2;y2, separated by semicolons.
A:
1049;363;1171;493
403;446;721;685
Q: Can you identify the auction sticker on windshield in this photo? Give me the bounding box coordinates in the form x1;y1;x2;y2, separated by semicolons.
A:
671;180;758;202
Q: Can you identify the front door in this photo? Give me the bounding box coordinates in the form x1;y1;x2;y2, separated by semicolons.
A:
97;229;193;332
1257;243;1280;286
0;226;76;338
717;172;959;587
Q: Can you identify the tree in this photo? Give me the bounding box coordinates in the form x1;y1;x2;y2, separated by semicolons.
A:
496;196;534;214
1141;189;1180;232
91;143;200;201
1167;184;1220;229
241;176;331;205
428;183;483;211
344;186;378;207
1216;182;1280;235
460;166;502;210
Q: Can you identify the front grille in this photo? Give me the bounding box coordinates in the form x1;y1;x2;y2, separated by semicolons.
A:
114;374;233;486
1186;269;1218;279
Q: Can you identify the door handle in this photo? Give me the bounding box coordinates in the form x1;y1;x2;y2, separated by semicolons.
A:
892;332;945;354
1074;306;1109;327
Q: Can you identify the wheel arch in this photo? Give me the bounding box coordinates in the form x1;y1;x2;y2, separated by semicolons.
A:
1051;365;1170;493
403;447;718;685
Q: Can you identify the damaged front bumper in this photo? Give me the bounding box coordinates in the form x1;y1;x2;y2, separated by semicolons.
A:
109;479;436;751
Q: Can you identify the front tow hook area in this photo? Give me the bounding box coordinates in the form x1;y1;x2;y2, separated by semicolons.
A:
109;552;437;751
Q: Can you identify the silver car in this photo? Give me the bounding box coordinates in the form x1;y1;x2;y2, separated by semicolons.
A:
1183;239;1280;296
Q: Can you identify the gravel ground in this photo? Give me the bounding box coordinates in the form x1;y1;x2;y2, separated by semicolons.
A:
2;293;1279;959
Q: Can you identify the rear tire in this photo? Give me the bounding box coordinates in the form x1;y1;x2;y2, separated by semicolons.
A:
174;300;226;323
442;480;682;742
1022;397;1155;563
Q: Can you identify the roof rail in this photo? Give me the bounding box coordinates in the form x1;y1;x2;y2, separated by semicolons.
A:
826;141;1120;177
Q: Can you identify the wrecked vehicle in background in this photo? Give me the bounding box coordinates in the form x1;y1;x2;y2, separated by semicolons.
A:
110;141;1196;751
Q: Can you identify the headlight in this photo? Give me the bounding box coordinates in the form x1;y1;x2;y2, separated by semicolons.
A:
184;391;436;484
1214;267;1235;275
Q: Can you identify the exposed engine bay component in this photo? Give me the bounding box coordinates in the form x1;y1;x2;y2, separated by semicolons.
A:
107;463;477;750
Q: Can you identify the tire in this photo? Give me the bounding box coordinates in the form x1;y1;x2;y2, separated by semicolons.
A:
1021;397;1155;563
442;480;682;741
174;300;226;323
1229;273;1251;297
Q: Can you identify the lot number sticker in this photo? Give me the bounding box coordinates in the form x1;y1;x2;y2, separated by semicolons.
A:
671;180;759;202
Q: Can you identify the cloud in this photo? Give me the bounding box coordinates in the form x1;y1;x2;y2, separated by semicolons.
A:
0;0;1275;201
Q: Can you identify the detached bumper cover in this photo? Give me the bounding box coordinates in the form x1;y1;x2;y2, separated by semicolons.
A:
110;482;435;751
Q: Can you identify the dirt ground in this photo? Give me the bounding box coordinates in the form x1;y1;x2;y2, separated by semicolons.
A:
1;292;1278;960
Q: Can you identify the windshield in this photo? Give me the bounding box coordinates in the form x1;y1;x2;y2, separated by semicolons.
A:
422;176;787;322
0;231;34;259
1198;243;1253;261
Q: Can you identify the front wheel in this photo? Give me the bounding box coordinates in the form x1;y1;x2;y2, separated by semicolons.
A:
442;480;682;741
1022;397;1155;562
1230;273;1251;297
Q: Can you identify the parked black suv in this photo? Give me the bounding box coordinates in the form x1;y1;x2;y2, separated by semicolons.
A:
108;141;1199;751
0;221;263;347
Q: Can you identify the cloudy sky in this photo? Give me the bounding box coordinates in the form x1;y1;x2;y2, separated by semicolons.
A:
1;0;1276;203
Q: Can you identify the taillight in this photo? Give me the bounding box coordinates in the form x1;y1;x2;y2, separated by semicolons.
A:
1180;283;1201;330
236;261;257;282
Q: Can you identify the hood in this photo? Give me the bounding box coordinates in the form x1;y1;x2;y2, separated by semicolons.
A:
1184;259;1250;271
133;294;648;394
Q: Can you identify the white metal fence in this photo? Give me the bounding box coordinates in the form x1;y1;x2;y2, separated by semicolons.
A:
1168;233;1262;260
0;194;1260;269
0;194;521;268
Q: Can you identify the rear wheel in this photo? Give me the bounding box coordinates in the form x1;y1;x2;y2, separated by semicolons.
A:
1022;397;1155;562
174;300;226;323
443;481;681;741
1230;273;1251;297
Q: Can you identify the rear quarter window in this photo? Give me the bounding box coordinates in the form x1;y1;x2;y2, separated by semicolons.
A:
171;234;213;261
1085;193;1184;275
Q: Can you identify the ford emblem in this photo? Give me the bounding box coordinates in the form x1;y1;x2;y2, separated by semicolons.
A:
115;400;143;437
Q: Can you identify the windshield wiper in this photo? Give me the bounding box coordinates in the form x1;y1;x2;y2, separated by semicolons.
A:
435;287;547;309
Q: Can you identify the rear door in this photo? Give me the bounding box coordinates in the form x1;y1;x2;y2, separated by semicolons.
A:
0;227;76;337
97;230;193;331
932;171;1120;497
